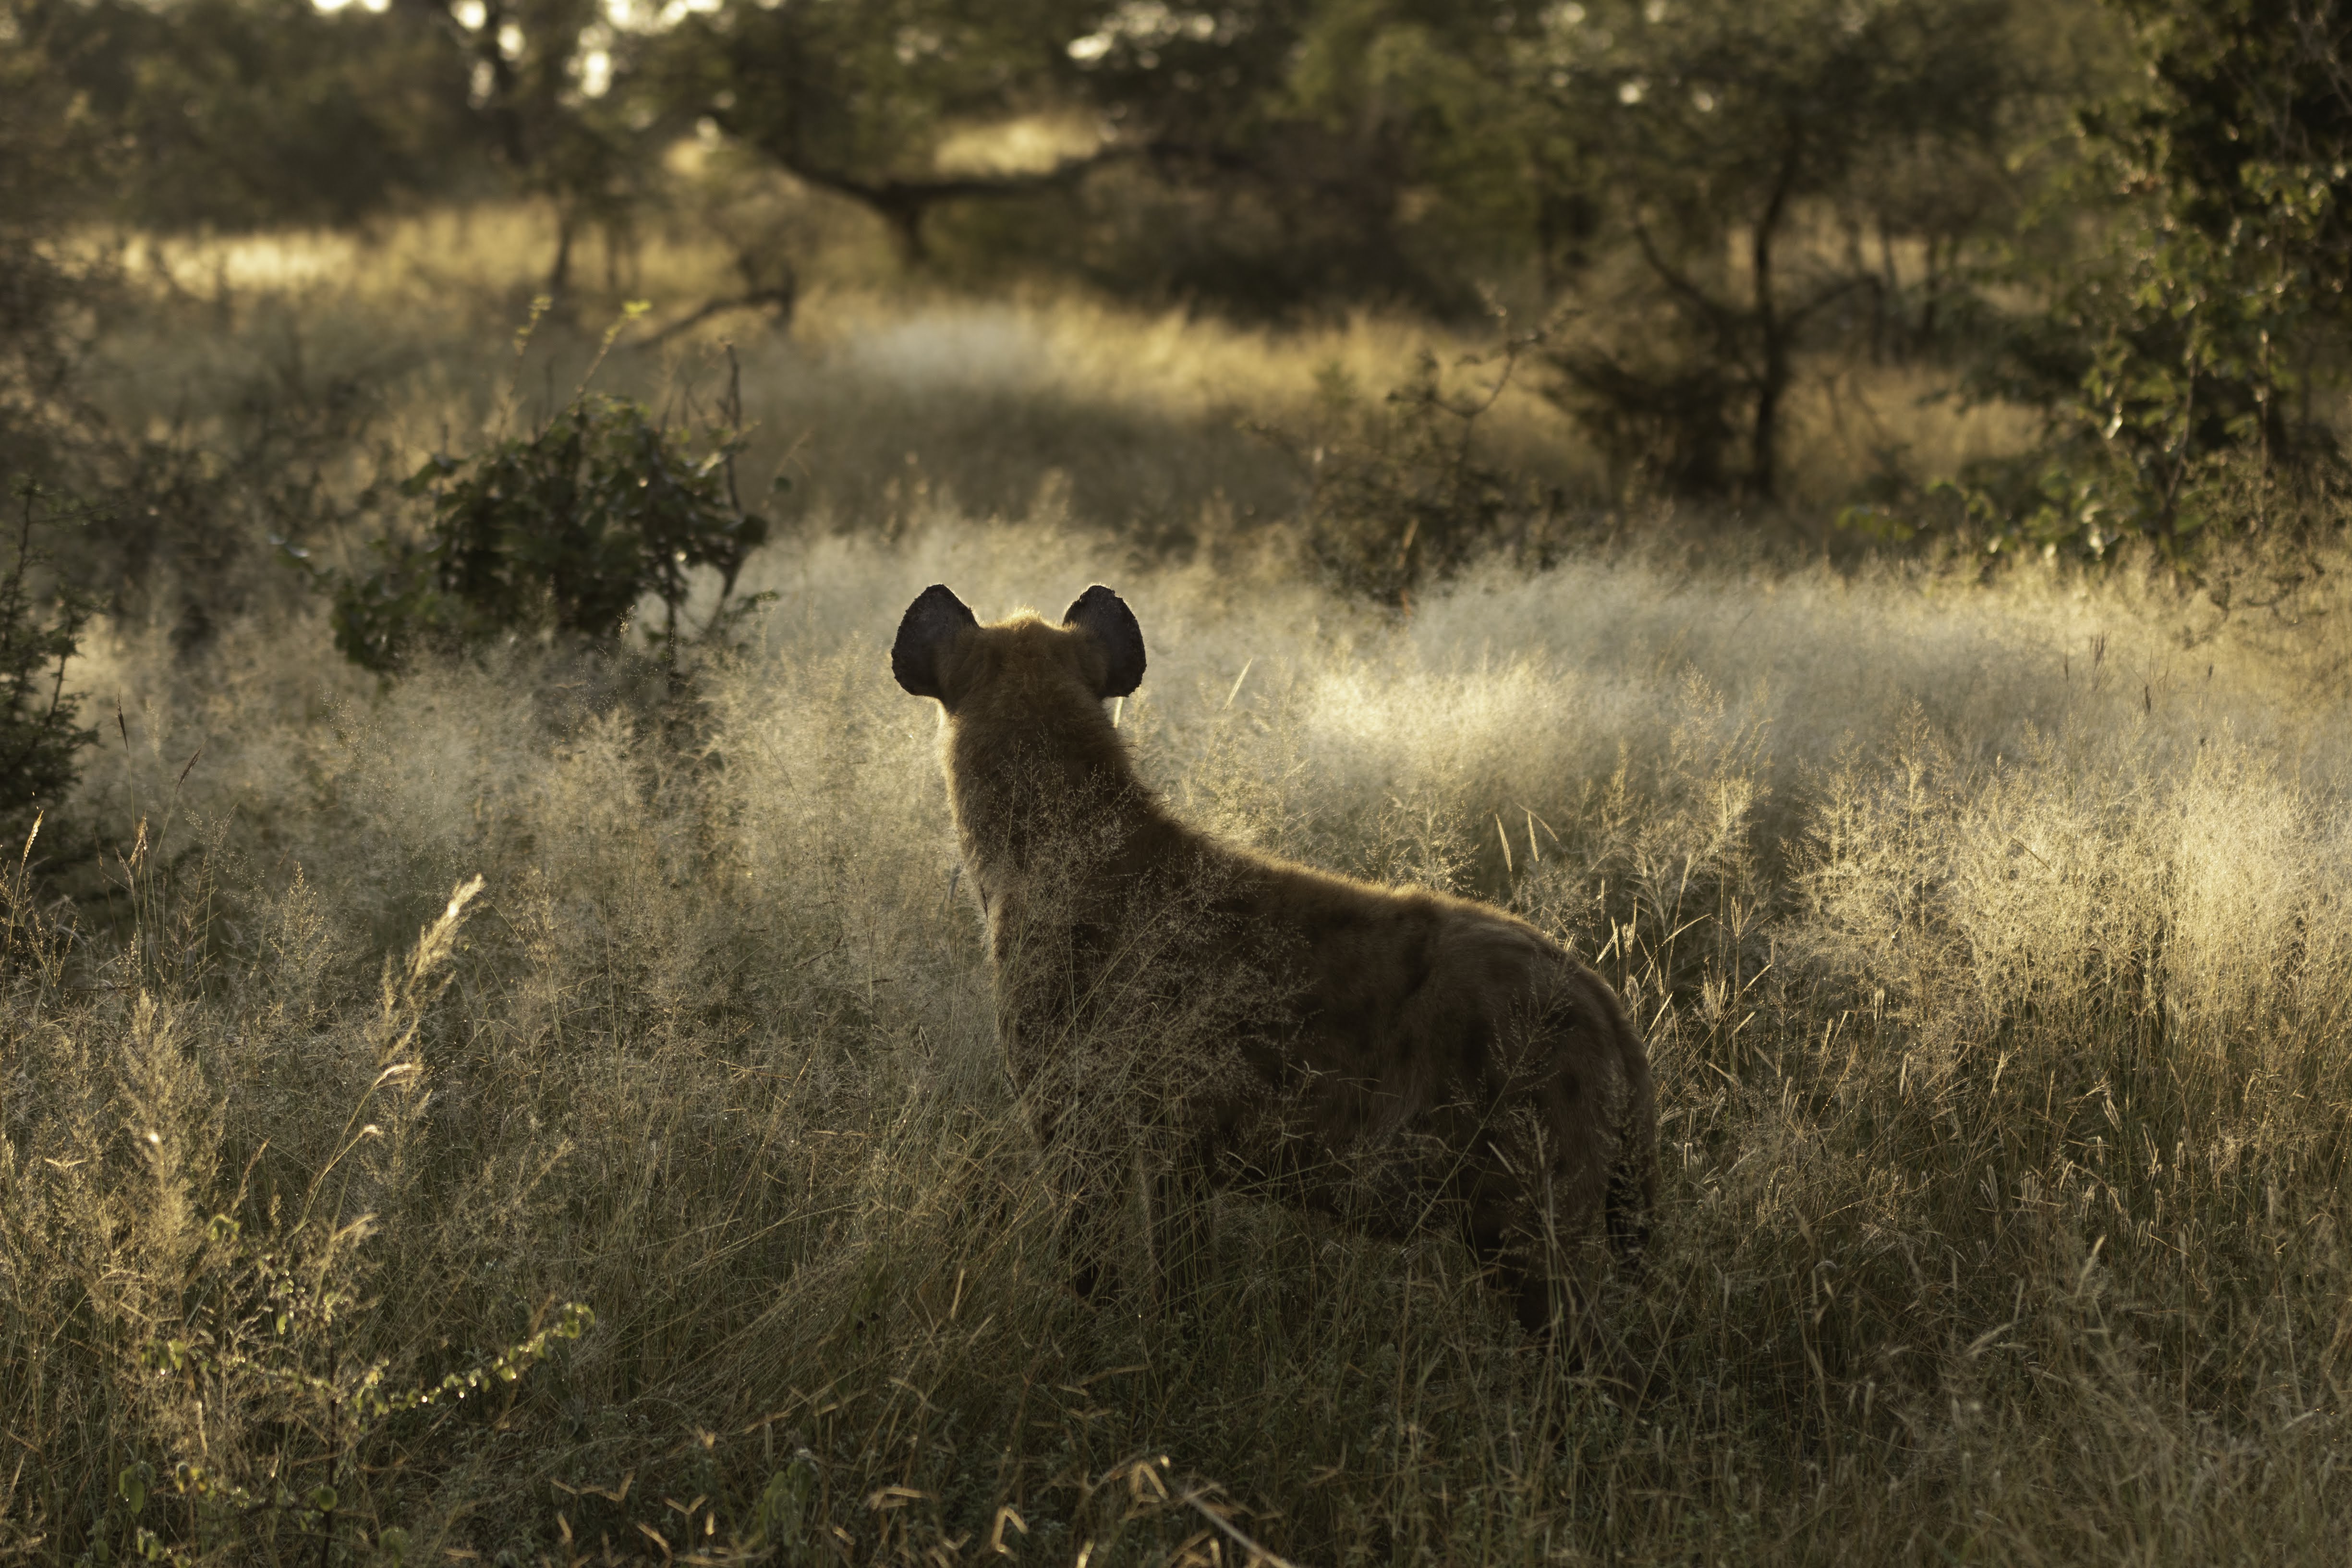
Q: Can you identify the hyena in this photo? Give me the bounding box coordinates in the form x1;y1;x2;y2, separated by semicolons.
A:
891;583;1655;1334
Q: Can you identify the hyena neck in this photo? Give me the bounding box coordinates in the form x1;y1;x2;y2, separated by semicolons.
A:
946;699;1158;889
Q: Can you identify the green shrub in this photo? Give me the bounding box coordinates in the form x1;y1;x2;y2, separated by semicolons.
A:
330;392;771;674
0;483;97;839
1943;0;2352;558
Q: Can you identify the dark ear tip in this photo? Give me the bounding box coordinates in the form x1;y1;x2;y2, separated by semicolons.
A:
910;583;971;617
892;583;977;700
1060;584;1127;624
903;583;977;621
1062;583;1146;699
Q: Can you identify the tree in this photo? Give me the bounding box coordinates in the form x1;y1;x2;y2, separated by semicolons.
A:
655;1;1584;314
657;0;1102;266
30;0;676;294
1067;0;1567;310
0;1;108;483
412;0;682;294
330;388;770;674
2108;0;2352;279
34;0;487;231
1532;0;2034;500
0;486;98;839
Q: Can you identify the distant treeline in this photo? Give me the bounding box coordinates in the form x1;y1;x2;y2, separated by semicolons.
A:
7;0;2352;543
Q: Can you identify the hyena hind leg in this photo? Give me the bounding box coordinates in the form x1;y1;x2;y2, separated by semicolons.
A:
1143;1143;1217;1310
1050;1139;1215;1309
1466;1224;1589;1342
1044;1137;1130;1304
1464;1191;1637;1378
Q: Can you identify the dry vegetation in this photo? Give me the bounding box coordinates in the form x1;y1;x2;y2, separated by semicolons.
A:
96;205;2037;537
4;212;2352;1565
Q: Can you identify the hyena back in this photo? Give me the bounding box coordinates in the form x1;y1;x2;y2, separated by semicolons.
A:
892;583;1655;1334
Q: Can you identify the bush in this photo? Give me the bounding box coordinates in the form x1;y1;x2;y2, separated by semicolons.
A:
1948;0;2352;557
330;385;772;675
0;484;98;839
1270;334;1564;608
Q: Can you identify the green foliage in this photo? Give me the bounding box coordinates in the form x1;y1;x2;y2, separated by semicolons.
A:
1960;0;2350;555
0;484;97;838
679;0;1087;188
747;1459;818;1556
0;1;115;481
2108;0;2352;272
36;0;490;232
1072;0;1573;309
659;0;1099;279
440;0;682;292
330;379;771;674
123;1260;591;1568
667;1;1560;312
26;0;681;292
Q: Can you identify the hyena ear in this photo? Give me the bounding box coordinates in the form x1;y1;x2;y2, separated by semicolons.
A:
892;584;978;702
1063;584;1146;699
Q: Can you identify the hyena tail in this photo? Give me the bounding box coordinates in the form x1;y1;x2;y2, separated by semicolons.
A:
1603;1154;1651;1272
1602;1061;1658;1273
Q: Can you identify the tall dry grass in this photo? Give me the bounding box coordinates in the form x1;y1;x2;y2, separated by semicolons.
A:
5;496;2349;1562
6;205;2350;1561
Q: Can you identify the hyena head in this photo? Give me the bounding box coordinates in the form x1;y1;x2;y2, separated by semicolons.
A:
889;583;1145;720
890;583;1150;875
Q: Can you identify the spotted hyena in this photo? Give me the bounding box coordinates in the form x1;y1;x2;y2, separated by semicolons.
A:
892;583;1655;1333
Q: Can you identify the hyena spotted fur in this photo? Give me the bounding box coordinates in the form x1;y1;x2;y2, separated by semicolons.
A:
892;583;1655;1334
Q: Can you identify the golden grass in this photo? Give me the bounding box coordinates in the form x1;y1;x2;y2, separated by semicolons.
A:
11;504;2352;1562
4;214;2349;1564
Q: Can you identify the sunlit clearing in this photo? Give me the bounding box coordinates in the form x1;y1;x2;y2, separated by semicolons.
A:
934;113;1105;176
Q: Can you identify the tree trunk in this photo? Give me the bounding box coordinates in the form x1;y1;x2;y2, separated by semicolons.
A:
1747;135;1804;502
546;205;574;297
1920;234;1945;349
